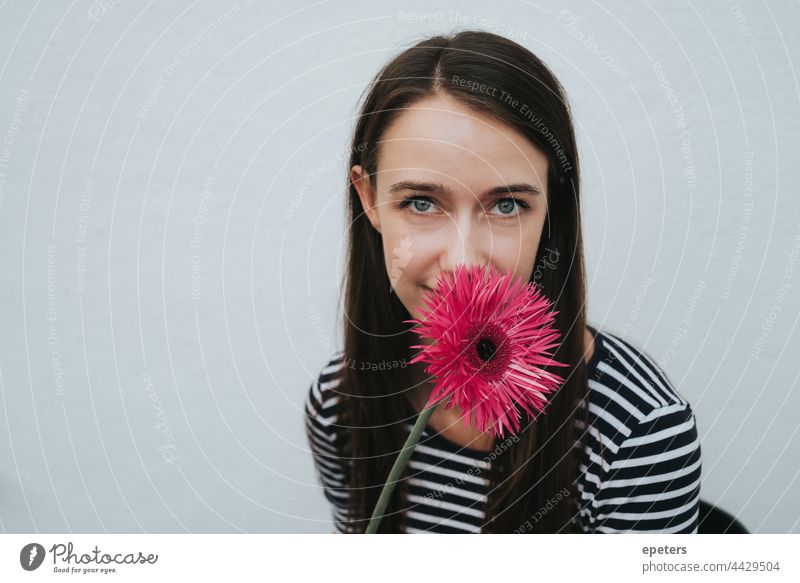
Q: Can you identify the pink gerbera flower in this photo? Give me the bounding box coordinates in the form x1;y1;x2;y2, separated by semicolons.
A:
403;263;568;439
366;263;568;533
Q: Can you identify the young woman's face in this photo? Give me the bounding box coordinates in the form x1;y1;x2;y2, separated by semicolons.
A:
351;92;550;325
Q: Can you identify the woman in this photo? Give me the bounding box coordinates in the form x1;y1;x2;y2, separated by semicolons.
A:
304;30;701;533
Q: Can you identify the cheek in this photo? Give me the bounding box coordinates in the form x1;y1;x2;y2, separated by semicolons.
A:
381;229;431;296
492;231;541;277
382;228;436;276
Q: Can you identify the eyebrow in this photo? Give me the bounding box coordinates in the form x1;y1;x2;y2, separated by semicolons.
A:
387;181;542;198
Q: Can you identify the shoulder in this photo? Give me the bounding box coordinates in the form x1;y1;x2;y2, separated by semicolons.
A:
582;327;702;533
305;351;347;426
587;329;688;418
584;326;701;456
303;351;352;529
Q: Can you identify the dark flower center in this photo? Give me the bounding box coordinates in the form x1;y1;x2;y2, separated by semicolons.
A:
464;320;512;382
476;338;497;362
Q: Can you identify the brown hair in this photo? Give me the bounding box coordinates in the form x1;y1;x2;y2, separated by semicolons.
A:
335;30;589;533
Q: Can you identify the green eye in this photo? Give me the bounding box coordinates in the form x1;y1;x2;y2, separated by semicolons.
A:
412;199;432;212
497;199;516;214
398;195;437;214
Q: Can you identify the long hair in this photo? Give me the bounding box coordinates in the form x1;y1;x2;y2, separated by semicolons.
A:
335;30;589;533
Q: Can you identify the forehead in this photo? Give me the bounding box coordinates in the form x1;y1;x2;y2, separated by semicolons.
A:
376;93;548;190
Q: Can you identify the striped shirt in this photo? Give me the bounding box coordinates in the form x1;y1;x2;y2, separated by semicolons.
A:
304;325;702;533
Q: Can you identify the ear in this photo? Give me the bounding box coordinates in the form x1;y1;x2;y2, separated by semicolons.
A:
350;165;381;234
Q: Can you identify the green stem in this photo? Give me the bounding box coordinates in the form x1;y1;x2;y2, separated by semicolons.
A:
365;402;438;534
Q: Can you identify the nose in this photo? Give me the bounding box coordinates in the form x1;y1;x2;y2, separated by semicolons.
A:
438;215;490;275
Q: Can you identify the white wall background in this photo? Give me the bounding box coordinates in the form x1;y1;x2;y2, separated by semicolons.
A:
0;0;797;533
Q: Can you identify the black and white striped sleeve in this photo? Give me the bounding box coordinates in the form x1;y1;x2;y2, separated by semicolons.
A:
592;403;702;533
304;365;351;533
